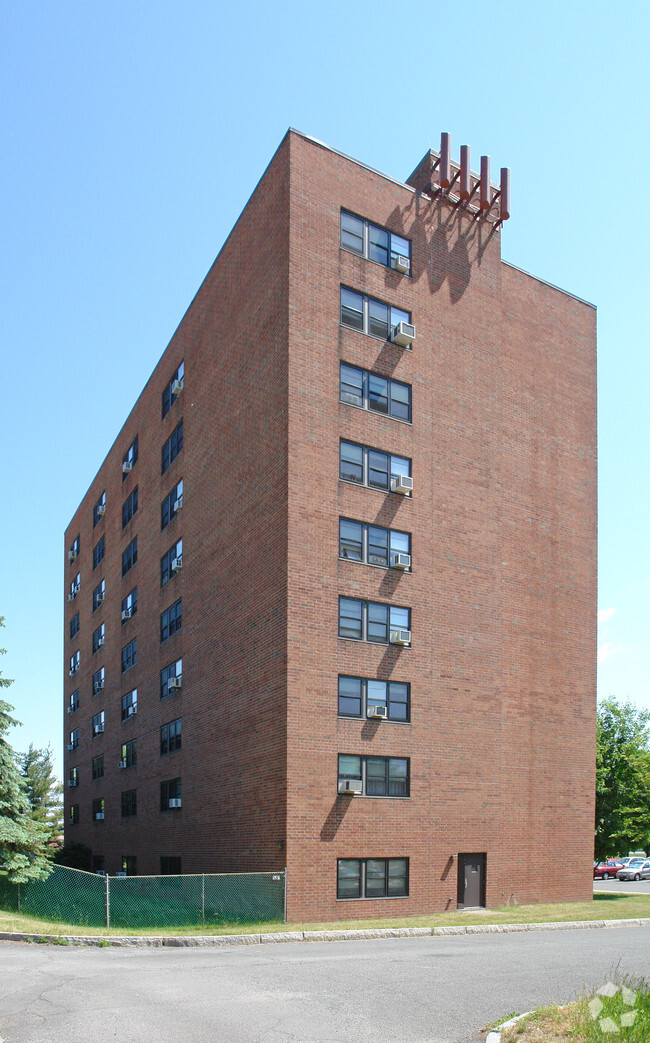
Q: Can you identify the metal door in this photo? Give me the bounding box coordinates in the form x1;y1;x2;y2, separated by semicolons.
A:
457;853;486;908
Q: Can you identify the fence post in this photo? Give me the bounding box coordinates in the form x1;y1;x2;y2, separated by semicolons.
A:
105;874;110;929
202;875;205;927
283;868;287;923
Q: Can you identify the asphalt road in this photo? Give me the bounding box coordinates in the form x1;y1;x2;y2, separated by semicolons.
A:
594;877;650;894
2;926;650;1043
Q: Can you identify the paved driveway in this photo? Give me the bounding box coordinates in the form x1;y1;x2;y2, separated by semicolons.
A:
594;877;650;894
2;925;650;1043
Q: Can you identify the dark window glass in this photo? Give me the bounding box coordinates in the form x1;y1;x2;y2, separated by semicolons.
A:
92;855;105;873
161;480;183;530
92;711;104;737
339;441;364;484
339;363;364;408
93;535;105;571
161;600;182;642
70;804;80;825
340;287;363;330
161;659;182;698
340;286;412;340
340;212;412;274
122;487;138;529
122;856;137;875
121;790;137;817
122;537;138;577
161;539;183;586
338;598;411;645
120;740;137;769
340;212;364;255
368;224;389;266
339;519;363;561
92;667;105;694
121;688;137;721
160;718;182;755
338;676;410;722
92;798;105;821
160;856;182;875
160;778;181;810
93;493;106;528
121;587;137;623
92;755;104;780
92;623;105;654
337;859;361;899
122;436;138;481
70;612;79;640
162;421;183;475
339;441;412;493
162;362;184;419
337;858;408;899
121;638;137;674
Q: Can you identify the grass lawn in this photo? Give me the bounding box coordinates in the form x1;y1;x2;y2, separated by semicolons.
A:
0;892;649;939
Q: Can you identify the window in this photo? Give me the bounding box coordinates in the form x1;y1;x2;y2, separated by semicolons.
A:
340;211;411;273
92;578;106;613
92;798;105;822
121;587;137;624
160;718;182;756
121;688;137;721
161;539;183;586
339;519;411;570
69;612;80;640
92;622;105;655
120;740;137;769
68;535;80;562
68;766;79;788
92;710;105;737
92;855;105;874
161;658;182;699
69;650;80;676
161;479;183;530
122;487;138;529
162;361;185;418
68;728;79;751
121;789;137;817
339;441;411;494
122;855;137;875
338;754;409;797
93;491;106;527
122;537;137;577
92;754;104;780
92;666;105;695
162;420;183;474
68;689;80;714
69;573;80;600
340;286;412;342
338;598;411;645
122;436;138;480
160;856;182;875
93;534;105;571
340;363;411;423
161;599;182;642
337;858;409;899
70;804;79;825
121;638;137;674
161;778;181;811
338;676;410;722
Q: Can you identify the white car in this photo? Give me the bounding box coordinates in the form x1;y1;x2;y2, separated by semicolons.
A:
616;858;650;881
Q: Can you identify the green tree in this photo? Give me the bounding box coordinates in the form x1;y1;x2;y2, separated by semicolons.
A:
19;743;63;839
596;697;650;860
0;618;52;882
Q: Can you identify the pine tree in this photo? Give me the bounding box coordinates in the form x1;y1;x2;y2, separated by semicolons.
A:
19;743;63;839
0;618;52;882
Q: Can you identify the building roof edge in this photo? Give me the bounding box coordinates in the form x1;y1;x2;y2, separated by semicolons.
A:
501;260;596;310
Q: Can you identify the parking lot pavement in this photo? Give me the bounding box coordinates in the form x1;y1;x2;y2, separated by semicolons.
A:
2;924;650;1043
594;878;650;895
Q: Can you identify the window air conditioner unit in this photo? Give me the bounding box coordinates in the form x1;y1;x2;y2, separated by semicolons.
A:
121;608;132;621
173;497;183;512
66;743;76;751
391;254;410;274
67;705;75;714
367;705;388;720
68;592;76;602
171;556;182;572
391;552;411;570
122;460;133;474
68;549;78;562
168;798;182;808
391;475;413;495
97;636;104;647
171;377;184;396
126;706;136;717
338;779;363;795
390;321;416;347
97;504;106;516
93;726;104;736
67;779;77;787
96;592;105;603
93;681;104;693
118;759;127;769
168;676;182;690
390;629;411;646
95;812;104;820
69;667;77;676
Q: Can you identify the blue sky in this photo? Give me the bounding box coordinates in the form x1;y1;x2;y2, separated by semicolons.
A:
1;1;648;777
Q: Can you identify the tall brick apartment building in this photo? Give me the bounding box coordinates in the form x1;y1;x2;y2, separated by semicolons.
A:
63;129;596;921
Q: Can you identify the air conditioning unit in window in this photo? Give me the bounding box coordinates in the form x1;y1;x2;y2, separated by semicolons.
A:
97;636;105;647
168;798;182;808
93;681;104;694
69;667;77;676
391;254;410;274
367;705;388;720
96;592;105;604
67;705;76;715
122;460;133;474
126;705;136;717
171;556;182;572
391;475;413;495
171;377;184;396
391;552;411;570
68;592;77;602
93;726;104;737
66;743;76;752
121;608;132;622
67;779;77;787
338;779;363;795
95;812;104;820
118;759;127;769
390;321;416;347
97;504;106;516
390;629;411;646
168;676;182;690
173;497;183;512
68;549;78;562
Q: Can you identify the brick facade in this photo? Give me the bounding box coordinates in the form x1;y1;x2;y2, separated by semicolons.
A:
64;129;596;921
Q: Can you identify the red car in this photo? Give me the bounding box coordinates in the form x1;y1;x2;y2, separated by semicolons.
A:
594;860;624;879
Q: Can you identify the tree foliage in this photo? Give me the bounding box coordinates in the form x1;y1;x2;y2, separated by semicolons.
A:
596;697;650;860
54;841;92;871
18;743;63;839
0;618;52;883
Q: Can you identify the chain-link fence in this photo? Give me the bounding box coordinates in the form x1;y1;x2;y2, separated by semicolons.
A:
0;864;286;929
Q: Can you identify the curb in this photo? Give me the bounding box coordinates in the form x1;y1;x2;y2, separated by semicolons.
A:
1;917;650;949
485;1010;533;1042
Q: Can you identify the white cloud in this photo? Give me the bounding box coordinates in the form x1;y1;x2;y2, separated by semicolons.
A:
598;641;626;663
598;607;617;624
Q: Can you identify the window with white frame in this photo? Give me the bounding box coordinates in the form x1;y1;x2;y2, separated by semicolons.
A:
338;597;411;645
340;286;411;342
69;650;80;676
339;440;411;494
340;211;411;273
337;858;408;899
68;728;79;751
69;573;81;600
338;675;410;722
340;363;411;423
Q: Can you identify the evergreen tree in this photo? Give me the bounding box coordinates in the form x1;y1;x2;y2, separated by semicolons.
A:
19;743;63;839
0;618;52;882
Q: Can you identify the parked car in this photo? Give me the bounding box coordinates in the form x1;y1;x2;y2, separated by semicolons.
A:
594;860;624;880
616;859;650;881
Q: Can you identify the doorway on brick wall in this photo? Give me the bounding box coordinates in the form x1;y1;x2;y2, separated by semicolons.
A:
457;853;486;909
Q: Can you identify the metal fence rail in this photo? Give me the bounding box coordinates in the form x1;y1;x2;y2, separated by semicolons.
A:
0;864;286;929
